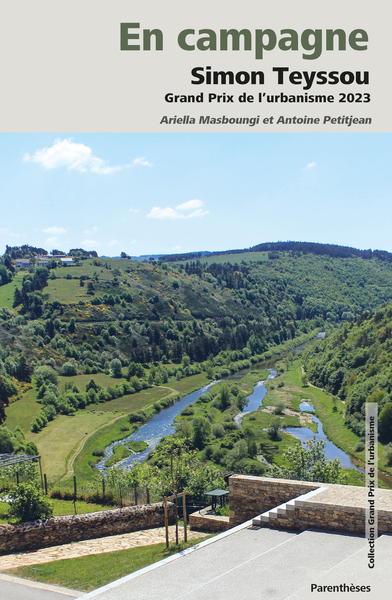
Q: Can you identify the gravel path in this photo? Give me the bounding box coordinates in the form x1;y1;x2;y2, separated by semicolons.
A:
0;526;208;570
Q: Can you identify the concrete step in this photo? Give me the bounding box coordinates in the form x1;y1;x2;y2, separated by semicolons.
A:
252;487;327;526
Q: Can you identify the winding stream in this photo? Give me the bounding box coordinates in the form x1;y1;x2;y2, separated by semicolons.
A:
97;362;362;475
96;381;218;471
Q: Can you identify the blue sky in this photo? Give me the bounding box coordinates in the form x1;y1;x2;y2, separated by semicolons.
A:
0;133;390;257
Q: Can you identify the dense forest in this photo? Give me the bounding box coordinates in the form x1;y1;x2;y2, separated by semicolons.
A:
304;304;392;442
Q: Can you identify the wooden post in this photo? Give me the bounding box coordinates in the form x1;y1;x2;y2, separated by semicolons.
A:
44;474;48;495
73;475;77;515
102;478;105;498
38;457;44;491
134;484;138;506
175;493;178;545
146;484;150;504
164;497;169;548
182;494;187;543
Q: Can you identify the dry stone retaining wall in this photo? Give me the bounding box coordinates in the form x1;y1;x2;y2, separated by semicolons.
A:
256;503;392;534
189;508;230;532
229;475;392;535
0;502;175;555
229;475;318;526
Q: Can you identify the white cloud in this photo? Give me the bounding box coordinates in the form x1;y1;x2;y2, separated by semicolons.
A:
147;199;209;220
43;226;66;234
306;161;317;169
132;157;152;167
85;226;99;234
108;240;120;247
24;139;123;175
80;239;99;248
176;199;203;211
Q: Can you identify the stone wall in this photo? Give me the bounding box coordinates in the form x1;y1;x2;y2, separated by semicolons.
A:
257;503;392;535
229;475;392;536
0;502;175;555
229;475;318;526
189;508;230;533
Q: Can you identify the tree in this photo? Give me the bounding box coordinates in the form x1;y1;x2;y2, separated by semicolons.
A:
16;355;32;383
265;438;347;484
0;427;15;452
0;376;10;423
192;417;211;449
379;402;392;442
8;483;53;522
267;417;282;441
110;359;123;378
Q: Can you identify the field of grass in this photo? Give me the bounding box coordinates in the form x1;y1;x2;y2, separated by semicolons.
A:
45;278;91;303
0;272;24;309
6;537;211;592
5;388;42;432
21;372;212;487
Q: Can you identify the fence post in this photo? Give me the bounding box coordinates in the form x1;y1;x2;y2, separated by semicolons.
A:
73;475;77;515
183;494;187;543
134;484;138;506
102;478;105;498
44;474;48;495
146;484;150;504
164;497;169;548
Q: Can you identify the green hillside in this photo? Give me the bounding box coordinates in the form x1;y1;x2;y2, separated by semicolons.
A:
305;304;392;455
2;247;392;486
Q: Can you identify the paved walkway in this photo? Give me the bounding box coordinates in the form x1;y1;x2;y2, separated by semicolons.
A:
0;526;208;571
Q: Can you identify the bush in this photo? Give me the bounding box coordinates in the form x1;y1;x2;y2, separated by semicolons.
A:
267;417;282;441
129;410;148;423
92;448;105;457
274;400;285;415
385;444;392;466
354;441;365;452
8;483;53;522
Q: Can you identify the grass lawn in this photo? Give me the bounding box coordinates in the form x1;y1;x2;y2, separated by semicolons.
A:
7;538;211;592
45;279;90;303
0;273;25;309
5;388;42;432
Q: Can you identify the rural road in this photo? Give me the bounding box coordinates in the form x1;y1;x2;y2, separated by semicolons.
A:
0;574;83;600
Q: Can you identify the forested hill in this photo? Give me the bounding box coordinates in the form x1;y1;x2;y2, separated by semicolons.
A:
2;249;392;424
304;304;392;442
159;241;392;263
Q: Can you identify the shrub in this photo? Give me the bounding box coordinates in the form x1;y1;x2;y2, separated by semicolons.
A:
129;410;148;423
92;448;105;457
8;483;53;522
354;441;365;452
274;400;286;415
267;417;282;441
385;444;392;466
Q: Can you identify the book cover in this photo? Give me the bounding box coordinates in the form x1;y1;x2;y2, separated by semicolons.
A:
0;1;390;599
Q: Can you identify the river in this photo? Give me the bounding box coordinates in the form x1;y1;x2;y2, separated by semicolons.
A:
97;361;362;476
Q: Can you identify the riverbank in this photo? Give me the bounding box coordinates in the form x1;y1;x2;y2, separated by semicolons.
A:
264;356;392;488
